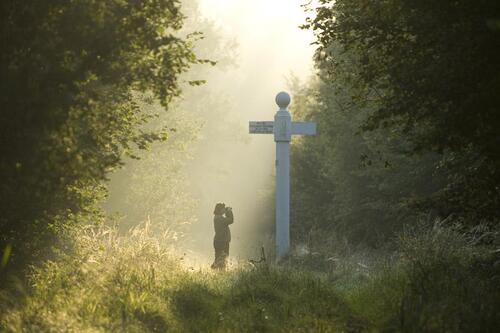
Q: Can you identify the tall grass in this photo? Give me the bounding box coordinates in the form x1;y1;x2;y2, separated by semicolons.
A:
1;220;498;332
307;221;500;332
0;222;365;332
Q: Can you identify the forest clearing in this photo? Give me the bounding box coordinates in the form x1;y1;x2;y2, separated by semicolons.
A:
1;1;499;332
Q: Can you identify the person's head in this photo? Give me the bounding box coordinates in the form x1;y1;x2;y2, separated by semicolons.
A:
214;202;225;215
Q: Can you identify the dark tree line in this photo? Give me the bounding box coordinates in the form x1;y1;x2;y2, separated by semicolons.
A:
0;0;203;272
291;0;500;246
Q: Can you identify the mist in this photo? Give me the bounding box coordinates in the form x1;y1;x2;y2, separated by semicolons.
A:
104;0;316;264
4;1;498;330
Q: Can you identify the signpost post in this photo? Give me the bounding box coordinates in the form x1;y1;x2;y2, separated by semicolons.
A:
249;92;316;259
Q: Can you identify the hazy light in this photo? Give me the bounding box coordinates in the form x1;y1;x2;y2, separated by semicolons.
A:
107;0;319;264
199;0;316;87
189;0;319;261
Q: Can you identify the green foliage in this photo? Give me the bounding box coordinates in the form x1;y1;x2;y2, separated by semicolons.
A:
104;98;201;233
1;2;499;331
103;0;238;233
287;221;500;332
2;220;497;332
305;0;500;220
0;0;201;271
395;222;500;332
340;263;407;330
380;224;498;332
289;76;444;246
0;224;366;333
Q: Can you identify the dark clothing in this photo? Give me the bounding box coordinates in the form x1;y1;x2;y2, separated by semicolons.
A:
212;239;230;269
211;210;233;269
213;239;230;255
213;210;233;242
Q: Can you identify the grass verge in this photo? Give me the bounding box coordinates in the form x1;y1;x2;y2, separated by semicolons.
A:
0;224;365;332
1;221;498;332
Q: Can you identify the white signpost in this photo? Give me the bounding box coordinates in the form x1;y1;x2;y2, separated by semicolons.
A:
249;92;317;259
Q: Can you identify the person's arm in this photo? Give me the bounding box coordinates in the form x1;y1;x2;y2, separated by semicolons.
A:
224;208;234;225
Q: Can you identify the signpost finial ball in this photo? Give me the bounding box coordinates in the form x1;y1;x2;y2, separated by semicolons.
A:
276;91;291;109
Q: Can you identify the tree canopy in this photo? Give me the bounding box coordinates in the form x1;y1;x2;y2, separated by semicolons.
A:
0;0;202;269
301;0;500;222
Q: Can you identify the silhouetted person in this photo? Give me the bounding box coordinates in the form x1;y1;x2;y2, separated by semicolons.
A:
211;203;233;270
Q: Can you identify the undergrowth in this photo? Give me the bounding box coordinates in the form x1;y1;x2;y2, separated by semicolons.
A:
0;223;364;332
1;220;498;332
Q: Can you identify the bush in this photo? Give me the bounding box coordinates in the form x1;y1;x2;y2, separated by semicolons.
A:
337;221;500;332
397;222;500;332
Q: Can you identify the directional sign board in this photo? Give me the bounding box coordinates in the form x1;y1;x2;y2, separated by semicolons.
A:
249;121;274;134
292;122;317;136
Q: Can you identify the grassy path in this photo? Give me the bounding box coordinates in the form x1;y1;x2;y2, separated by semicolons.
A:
2;262;366;332
0;230;366;332
4;224;496;332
